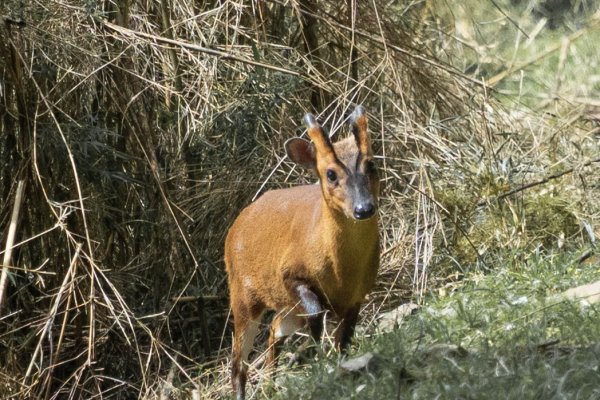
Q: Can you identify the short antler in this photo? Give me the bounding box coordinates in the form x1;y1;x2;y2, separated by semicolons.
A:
303;113;318;128
350;106;371;157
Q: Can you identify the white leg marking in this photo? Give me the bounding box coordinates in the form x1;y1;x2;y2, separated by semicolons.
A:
274;311;304;339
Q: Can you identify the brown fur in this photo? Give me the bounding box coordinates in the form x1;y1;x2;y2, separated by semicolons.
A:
225;109;379;400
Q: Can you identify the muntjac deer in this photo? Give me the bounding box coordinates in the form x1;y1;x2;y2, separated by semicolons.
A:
225;106;380;400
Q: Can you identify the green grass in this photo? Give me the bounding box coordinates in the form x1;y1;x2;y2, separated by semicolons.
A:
443;0;600;110
493;25;600;110
266;249;600;399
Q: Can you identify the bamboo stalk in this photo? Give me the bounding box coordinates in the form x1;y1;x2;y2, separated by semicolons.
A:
0;180;25;315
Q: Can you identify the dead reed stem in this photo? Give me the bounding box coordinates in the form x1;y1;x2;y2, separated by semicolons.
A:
0;180;24;315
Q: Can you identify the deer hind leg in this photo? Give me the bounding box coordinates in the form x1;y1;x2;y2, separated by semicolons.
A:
231;304;263;400
267;311;304;369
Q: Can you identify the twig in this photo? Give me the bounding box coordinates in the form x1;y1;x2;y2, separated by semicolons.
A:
0;180;25;315
170;295;222;303
489;0;529;38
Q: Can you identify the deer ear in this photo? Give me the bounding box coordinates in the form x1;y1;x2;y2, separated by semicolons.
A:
285;138;316;170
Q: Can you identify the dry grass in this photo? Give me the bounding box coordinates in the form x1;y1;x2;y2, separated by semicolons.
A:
0;0;599;398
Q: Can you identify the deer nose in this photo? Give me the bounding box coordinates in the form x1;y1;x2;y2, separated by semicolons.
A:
353;202;375;220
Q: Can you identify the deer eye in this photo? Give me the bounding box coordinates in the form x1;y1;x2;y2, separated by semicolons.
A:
326;169;338;183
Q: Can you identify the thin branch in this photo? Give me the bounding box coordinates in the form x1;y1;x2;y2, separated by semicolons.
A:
489;0;529;38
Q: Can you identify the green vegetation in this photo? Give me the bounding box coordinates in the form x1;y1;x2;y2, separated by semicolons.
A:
269;249;600;399
441;0;600;109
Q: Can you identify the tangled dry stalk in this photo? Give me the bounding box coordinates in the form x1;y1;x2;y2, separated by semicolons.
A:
0;0;599;398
